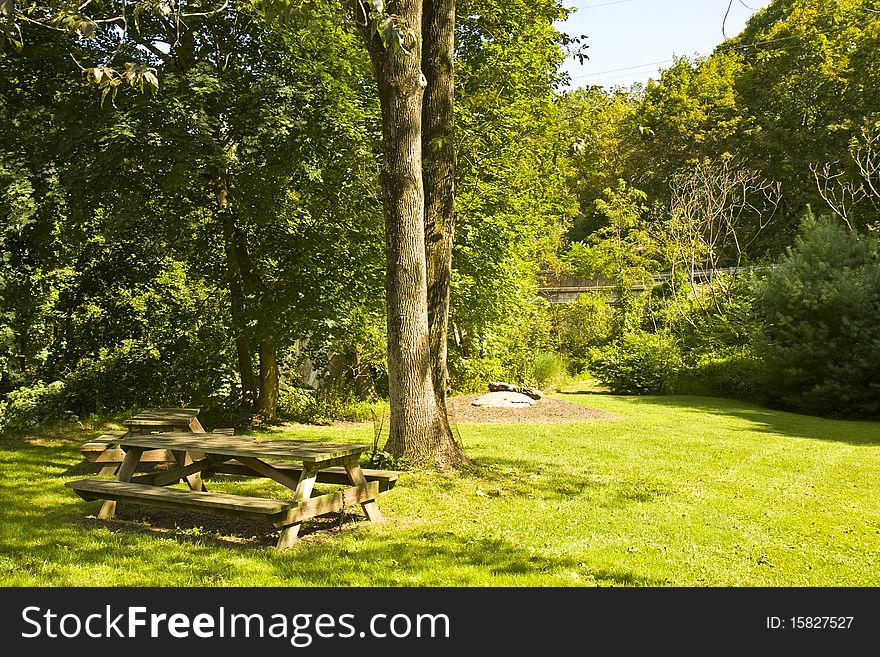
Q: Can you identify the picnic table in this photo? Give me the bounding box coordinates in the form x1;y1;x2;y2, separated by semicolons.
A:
78;407;211;478
123;407;206;434
68;409;396;549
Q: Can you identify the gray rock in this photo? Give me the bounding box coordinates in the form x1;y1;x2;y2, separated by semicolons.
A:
488;381;543;400
471;391;537;408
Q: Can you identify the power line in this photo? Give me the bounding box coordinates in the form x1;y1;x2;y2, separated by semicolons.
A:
568;59;674;81
568;0;641;9
566;31;817;83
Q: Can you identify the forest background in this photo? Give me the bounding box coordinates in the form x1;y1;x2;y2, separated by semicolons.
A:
2;0;879;441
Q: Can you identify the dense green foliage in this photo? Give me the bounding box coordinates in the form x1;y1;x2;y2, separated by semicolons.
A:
449;0;577;386
588;331;683;395
754;213;880;417
548;0;880;418
0;0;581;429
3;0;879;427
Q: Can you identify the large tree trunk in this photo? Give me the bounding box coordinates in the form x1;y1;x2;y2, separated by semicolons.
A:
358;0;466;469
255;336;279;420
422;0;469;465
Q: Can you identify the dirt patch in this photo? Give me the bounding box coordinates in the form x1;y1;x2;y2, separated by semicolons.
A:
446;394;618;424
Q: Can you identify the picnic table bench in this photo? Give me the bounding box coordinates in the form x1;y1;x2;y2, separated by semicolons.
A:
67;409;398;548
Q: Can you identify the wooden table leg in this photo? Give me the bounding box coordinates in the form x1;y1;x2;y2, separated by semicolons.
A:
344;457;382;522
97;446;145;520
170;449;205;492
276;464;318;550
188;417;206;433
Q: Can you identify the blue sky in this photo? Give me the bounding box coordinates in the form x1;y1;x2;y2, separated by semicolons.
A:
557;0;773;89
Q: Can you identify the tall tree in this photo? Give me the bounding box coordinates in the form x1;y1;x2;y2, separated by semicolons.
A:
2;2;383;420
450;0;576;364
353;0;466;468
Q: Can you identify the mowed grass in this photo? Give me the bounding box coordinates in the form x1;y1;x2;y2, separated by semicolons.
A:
1;391;879;586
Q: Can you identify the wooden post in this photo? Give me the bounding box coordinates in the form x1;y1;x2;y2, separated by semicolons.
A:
188;416;206;433
276;464;318;549
344;457;382;522
97;446;145;520
171;449;205;492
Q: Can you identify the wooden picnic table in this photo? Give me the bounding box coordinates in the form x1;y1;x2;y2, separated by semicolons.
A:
123;407;206;434
79;407;210;478
67;432;383;549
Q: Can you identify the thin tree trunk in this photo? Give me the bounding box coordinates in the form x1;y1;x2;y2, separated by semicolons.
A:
422;0;469;465
423;0;456;404
218;172;258;408
358;0;465;468
255;336;279;420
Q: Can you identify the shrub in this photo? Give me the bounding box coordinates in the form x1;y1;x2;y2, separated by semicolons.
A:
277;385;385;425
0;380;73;434
528;351;569;391
553;292;614;371
448;356;505;394
589;331;683;394
752;212;880;417
676;349;766;401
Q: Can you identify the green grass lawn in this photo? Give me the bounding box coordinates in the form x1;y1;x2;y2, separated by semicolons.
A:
2;391;879;586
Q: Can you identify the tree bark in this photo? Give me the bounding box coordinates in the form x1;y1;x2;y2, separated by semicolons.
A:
423;0;456;405
255;336;279;420
422;0;469;465
218;172;258;408
358;0;466;469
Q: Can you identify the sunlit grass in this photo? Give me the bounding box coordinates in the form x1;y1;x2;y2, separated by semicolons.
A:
2;391;879;586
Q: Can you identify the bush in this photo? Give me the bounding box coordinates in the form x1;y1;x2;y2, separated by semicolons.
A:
589;331;683;394
448;356;505;394
0;380;73;434
753;212;880;417
553;292;614;371
528;351;569;391
676;349;765;401
277;385;385;425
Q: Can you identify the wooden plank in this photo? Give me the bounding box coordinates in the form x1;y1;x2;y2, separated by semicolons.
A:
212;428;235;436
129;456;229;488
275;464;318;549
344;458;382;522
81;447;175;464
81;431;128;448
209;462;399;492
188;416;206;433
171;449;205;492
97;446;144;521
124;408;200;427
66;479;290;517
273;482;379;527
118;433;368;463
234;456;302;491
124;407;203;434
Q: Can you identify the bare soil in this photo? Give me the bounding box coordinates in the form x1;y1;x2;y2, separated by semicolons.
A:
445;394;618;424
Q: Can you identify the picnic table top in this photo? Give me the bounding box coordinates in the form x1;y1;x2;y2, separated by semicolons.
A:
123;408;201;427
118;432;369;464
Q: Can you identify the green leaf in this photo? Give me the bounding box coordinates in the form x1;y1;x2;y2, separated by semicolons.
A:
380;16;394;48
77;19;97;39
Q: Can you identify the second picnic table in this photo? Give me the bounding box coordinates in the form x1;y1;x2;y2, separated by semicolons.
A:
68;431;384;549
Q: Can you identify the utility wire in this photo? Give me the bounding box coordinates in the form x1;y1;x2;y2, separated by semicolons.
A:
566;31;822;82
568;0;641;9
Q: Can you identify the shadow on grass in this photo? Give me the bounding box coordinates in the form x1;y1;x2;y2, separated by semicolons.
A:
465;455;608;499
1;433;664;586
267;530;661;586
603;394;880;447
